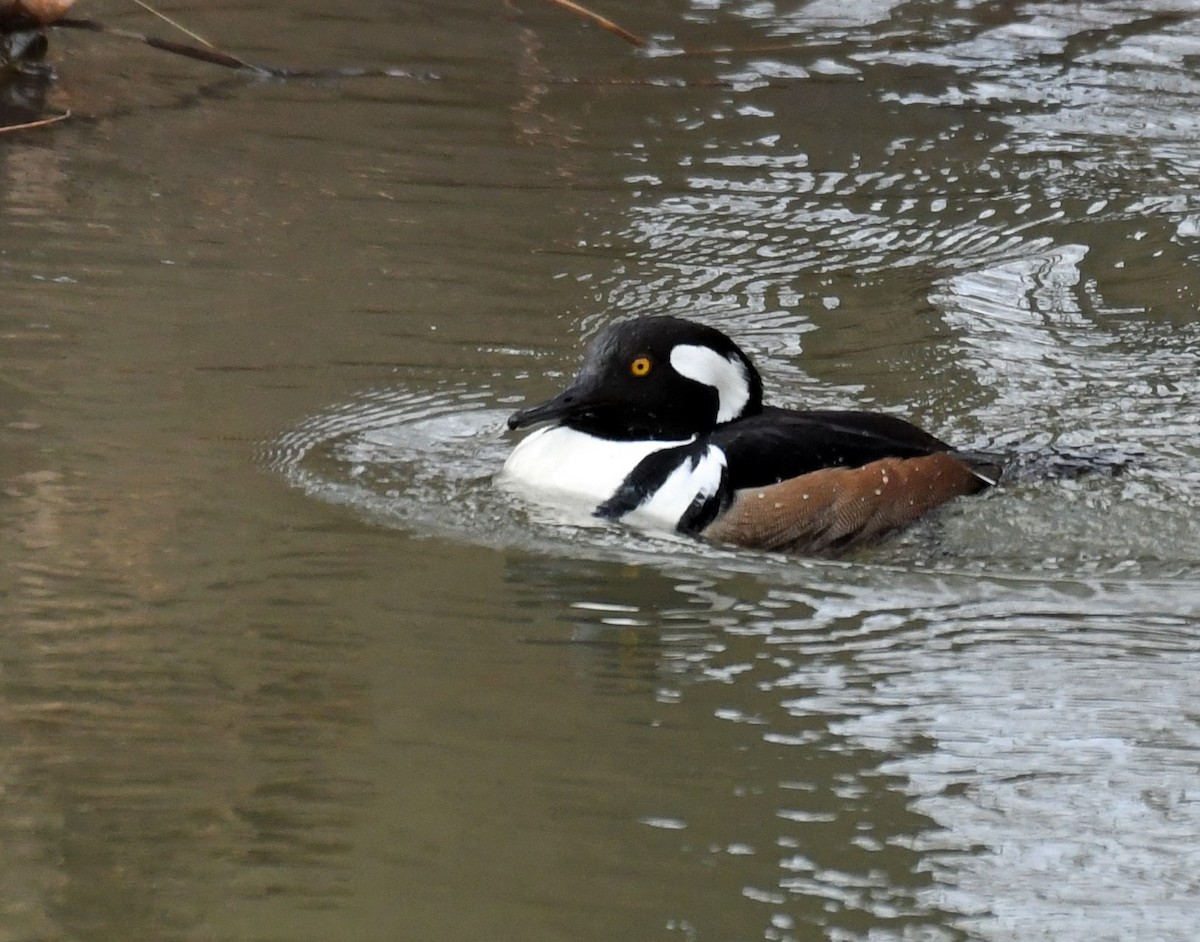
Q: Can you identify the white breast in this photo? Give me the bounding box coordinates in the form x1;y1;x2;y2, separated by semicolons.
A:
499;426;691;505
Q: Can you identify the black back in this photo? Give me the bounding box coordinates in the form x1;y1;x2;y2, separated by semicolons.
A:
712;408;955;490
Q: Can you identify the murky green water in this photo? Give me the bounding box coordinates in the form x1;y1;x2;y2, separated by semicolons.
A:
2;2;1199;940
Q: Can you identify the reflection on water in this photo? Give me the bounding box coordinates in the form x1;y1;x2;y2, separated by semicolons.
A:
530;563;1200;941
500;567;1179;939
3;1;1200;941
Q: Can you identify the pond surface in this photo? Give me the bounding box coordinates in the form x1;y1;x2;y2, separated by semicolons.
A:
2;1;1199;940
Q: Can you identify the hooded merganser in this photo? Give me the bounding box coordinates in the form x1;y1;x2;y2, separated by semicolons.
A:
501;316;1001;553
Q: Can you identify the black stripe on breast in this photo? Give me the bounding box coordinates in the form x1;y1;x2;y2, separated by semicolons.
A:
676;480;729;534
594;441;726;524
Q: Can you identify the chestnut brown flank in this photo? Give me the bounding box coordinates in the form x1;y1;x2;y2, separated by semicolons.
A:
701;453;986;553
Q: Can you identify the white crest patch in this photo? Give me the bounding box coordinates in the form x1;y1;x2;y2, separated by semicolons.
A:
669;344;750;423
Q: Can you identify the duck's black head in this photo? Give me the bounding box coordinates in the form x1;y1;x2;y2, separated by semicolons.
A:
507;316;764;440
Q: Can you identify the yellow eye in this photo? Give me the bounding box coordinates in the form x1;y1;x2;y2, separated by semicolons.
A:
630;356;652;377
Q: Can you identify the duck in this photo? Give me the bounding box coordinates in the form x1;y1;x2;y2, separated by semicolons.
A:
500;315;1000;553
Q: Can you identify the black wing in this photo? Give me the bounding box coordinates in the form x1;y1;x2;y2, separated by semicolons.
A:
709;408;968;491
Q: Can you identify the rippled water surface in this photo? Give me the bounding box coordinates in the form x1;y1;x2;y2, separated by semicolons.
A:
2;2;1199;940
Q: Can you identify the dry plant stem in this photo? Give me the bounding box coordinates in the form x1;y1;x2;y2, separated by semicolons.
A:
130;0;215;48
540;0;645;47
0;108;71;133
55;18;267;72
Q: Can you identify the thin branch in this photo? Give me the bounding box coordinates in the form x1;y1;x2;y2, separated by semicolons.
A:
540;0;645;48
0;108;71;133
130;0;215;49
55;17;269;73
51;17;438;79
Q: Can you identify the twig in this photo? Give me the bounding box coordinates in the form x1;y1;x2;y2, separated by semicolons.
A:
54;17;269;73
130;0;215;48
0;108;71;133
51;17;438;79
540;0;645;48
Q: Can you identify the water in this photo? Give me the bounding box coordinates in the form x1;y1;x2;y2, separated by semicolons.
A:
2;2;1199;940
